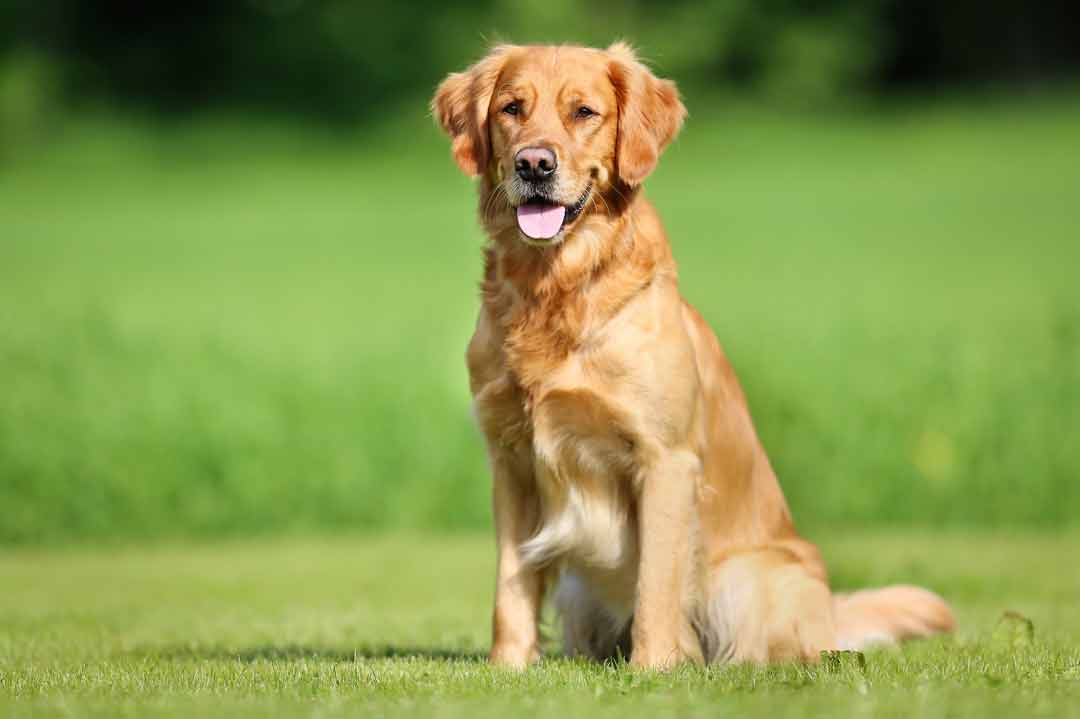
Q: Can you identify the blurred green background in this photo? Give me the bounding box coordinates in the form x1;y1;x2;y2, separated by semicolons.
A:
1;1;1078;544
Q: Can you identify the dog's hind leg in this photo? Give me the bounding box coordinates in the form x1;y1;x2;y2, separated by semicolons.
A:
703;548;836;663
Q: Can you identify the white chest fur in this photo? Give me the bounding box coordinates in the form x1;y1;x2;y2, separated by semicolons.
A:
519;387;641;607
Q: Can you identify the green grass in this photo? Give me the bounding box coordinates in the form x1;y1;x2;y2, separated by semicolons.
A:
2;92;1080;543
2;531;1079;717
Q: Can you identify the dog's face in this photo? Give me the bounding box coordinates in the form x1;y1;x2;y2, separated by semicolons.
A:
486;48;617;245
433;43;686;245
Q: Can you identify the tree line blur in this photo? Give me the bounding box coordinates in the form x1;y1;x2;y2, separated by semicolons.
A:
1;0;1078;124
2;0;1080;121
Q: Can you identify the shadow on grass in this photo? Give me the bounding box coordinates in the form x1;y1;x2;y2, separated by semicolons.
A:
154;643;485;663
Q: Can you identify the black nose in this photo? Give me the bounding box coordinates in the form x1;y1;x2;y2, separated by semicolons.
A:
515;147;557;182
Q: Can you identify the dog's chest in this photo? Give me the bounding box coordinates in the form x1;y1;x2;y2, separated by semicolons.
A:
470;273;649;579
475;357;641;583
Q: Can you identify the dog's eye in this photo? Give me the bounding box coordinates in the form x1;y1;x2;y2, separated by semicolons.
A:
575;105;597;119
502;102;521;116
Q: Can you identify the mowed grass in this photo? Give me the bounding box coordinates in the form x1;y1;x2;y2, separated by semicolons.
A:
2;531;1079;718
2;92;1080;543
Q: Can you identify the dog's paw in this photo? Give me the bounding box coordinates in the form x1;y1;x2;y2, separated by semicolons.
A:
629;643;701;671
489;642;540;670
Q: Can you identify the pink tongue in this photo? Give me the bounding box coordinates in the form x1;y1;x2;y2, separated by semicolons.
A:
516;203;566;240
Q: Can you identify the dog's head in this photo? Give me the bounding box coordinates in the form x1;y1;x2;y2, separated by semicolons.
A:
432;43;686;245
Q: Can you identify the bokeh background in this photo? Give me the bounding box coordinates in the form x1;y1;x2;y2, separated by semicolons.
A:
2;1;1078;545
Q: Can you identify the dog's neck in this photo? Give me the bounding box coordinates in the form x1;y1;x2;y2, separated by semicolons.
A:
477;186;676;391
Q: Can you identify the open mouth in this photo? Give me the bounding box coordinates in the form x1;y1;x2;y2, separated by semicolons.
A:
515;184;592;242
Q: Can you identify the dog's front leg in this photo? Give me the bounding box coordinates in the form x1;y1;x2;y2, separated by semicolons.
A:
488;451;544;669
630;448;705;670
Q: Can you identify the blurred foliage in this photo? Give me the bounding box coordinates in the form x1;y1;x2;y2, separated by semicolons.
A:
1;95;1079;543
0;0;1077;123
0;50;61;160
1;0;1078;544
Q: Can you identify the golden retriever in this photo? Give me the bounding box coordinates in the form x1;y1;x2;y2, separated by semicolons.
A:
432;42;955;669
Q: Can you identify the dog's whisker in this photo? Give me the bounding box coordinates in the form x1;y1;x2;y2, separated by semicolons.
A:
481;181;512;225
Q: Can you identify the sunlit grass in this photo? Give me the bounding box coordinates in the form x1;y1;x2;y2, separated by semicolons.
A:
1;531;1078;718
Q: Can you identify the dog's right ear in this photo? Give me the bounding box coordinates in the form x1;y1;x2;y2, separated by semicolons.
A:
431;46;515;177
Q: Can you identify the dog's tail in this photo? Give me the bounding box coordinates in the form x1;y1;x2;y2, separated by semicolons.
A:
833;585;955;650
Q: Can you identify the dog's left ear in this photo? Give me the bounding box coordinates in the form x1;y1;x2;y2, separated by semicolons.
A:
606;42;687;187
431;46;515;177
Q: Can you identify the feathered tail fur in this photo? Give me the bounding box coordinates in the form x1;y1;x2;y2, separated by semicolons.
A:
833;585;956;650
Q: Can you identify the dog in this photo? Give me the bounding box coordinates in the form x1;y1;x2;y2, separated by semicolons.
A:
432;42;955;670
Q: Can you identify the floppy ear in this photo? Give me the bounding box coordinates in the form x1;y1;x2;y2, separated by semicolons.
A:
606;42;687;186
431;46;515;177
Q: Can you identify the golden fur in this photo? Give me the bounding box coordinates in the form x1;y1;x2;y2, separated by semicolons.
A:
432;42;955;669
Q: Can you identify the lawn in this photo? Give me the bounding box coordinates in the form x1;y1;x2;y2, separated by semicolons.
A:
1;531;1079;717
2;93;1079;713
